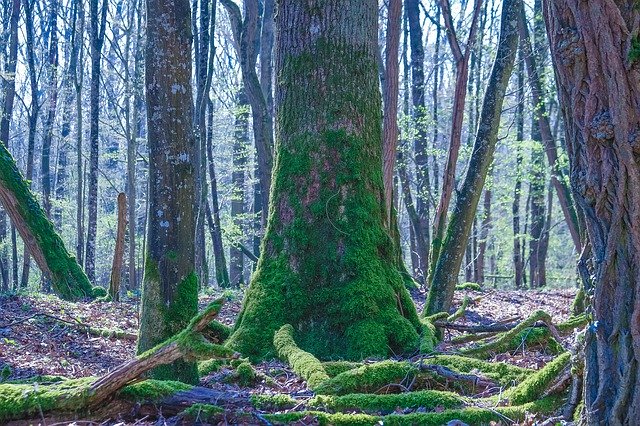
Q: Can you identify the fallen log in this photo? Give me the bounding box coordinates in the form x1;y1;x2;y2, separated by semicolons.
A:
0;298;238;422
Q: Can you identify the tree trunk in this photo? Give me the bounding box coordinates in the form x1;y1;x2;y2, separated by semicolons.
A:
41;0;59;219
205;101;230;288
74;0;85;266
227;0;422;361
428;0;482;284
109;193;127;301
477;186;492;285
21;0;40;289
529;125;546;288
230;90;249;287
0;0;20;291
425;0;519;316
518;1;581;253
406;0;430;284
86;0;108;283
221;0;273;229
544;1;640;423
513;47;524;288
137;0;199;384
382;0;402;223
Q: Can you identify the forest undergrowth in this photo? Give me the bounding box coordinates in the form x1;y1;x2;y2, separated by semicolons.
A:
0;287;582;425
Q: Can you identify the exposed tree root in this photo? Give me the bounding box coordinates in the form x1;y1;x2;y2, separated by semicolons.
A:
458;311;585;358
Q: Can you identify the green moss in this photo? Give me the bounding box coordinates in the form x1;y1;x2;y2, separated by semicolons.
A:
427;355;532;387
323;361;362;377
118;379;192;401
273;324;330;389
629;36;640;63
137;265;200;384
6;375;67;385
558;314;588;332
420;320;439;353
462;310;556;357
226;39;421;362
507;352;571;405
309;389;464;413
447;296;470;322
313;360;417;395
91;286;108;298
0;377;94;422
456;282;482;291
250;393;297;410
180;403;223;422
198;358;225;376
264;396;564;425
204;320;233;344
235;362;257;386
0;145;93;300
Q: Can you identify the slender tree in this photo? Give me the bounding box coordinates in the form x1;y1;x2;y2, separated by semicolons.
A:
0;0;20;291
86;0;108;283
137;0;199;383
544;1;640;422
228;0;422;361
425;0;520;315
428;0;482;282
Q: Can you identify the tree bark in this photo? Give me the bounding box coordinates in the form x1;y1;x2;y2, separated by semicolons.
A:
227;0;422;361
137;0;199;383
425;0;519;315
544;0;640;423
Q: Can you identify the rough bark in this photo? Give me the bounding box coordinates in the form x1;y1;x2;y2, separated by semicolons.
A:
137;0;199;383
425;0;519;315
227;0;422;361
544;1;640;423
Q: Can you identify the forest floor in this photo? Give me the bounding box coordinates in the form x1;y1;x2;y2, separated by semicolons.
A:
0;287;577;425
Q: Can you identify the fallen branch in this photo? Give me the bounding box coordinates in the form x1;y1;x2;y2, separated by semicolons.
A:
0;299;239;422
0;312;137;341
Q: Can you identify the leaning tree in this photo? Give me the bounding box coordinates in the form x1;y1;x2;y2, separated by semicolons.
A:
227;0;422;361
544;0;640;423
136;0;199;384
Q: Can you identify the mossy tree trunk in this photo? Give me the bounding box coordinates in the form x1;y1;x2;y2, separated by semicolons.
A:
0;146;94;300
227;0;422;361
544;0;640;423
425;0;519;316
137;0;199;384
